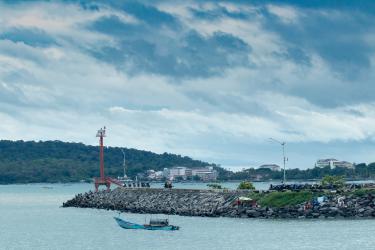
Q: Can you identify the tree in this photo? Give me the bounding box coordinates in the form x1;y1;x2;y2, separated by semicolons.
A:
237;181;255;190
192;175;201;181
355;163;368;178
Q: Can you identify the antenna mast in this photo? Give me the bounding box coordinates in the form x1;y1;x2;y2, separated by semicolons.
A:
121;149;127;178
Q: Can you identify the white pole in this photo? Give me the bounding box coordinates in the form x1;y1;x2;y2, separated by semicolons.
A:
282;143;286;184
121;149;126;178
269;138;287;184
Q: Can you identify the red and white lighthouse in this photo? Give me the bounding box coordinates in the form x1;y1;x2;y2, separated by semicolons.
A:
94;126;111;192
93;127;124;192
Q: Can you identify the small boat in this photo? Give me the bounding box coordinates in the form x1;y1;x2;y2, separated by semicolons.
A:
114;217;180;231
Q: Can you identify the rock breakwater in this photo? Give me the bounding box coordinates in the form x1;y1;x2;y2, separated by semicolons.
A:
63;188;375;219
63;188;249;217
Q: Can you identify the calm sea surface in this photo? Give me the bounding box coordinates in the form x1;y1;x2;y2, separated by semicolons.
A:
1;182;375;250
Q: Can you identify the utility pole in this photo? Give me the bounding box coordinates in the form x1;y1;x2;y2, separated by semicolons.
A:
269;138;287;183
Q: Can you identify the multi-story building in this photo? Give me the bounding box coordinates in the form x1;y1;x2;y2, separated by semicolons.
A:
315;159;354;169
165;166;188;180
333;161;354;169
315;159;337;168
161;166;217;181
146;169;164;180
192;167;218;181
185;168;193;178
258;164;281;171
163;168;169;178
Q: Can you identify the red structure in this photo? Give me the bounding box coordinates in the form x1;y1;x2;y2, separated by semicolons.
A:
94;127;123;192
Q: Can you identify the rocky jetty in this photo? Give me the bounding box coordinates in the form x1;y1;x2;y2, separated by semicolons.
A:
241;194;375;219
63;188;375;219
63;188;249;217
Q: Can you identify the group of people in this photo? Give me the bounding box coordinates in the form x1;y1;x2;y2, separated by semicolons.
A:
269;183;319;191
164;181;173;188
269;183;373;192
303;196;329;211
123;182;150;188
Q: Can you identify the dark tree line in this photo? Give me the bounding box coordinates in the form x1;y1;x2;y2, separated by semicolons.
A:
0;140;216;184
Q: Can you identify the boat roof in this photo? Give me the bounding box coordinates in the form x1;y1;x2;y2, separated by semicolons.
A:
149;219;169;225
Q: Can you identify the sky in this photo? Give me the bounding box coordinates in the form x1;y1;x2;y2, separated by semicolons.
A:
1;0;375;170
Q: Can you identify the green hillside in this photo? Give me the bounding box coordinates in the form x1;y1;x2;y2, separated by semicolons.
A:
0;140;218;184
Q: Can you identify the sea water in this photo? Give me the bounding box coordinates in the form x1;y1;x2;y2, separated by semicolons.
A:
1;183;375;250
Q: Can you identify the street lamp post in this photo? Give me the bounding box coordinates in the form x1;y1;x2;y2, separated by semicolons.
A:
269;138;287;183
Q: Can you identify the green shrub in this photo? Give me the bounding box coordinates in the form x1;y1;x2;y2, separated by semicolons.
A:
321;175;345;188
351;189;375;197
237;181;255;190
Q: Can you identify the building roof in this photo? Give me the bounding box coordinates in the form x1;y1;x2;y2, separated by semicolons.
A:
317;159;338;162
259;164;280;169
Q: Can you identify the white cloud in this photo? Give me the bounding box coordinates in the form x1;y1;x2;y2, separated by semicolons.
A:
267;4;300;24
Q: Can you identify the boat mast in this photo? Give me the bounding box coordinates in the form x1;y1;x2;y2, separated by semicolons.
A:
121;149;127;178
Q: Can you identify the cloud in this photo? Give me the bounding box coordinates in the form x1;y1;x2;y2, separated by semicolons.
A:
262;4;375;80
1;0;375;168
0;28;57;47
189;3;249;20
267;4;299;24
88;10;251;77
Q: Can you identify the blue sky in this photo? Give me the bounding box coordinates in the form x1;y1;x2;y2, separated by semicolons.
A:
1;0;375;170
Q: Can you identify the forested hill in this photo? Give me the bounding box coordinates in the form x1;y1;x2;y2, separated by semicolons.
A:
0;140;217;184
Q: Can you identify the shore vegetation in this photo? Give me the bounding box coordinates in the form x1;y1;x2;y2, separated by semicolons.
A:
249;191;315;207
321;175;345;188
237;181;255;190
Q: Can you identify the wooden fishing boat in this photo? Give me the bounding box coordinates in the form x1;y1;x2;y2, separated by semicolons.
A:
114;217;180;231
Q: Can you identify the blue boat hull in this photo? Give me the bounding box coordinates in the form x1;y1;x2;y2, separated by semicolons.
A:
114;217;179;231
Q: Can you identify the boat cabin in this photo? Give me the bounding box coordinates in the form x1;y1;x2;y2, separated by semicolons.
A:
149;219;169;226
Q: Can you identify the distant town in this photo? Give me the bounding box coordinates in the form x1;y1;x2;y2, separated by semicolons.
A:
259;158;354;172
143;166;218;181
140;158;355;182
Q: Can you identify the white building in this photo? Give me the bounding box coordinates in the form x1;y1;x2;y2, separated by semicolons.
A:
334;161;354;169
315;159;337;168
163;166;217;181
163;168;169;178
166;166;188;180
192;166;218;181
258;164;281;171
147;170;164;180
315;159;354;169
